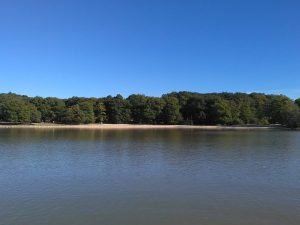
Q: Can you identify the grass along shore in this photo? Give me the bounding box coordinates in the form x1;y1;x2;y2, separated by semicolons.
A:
0;123;282;130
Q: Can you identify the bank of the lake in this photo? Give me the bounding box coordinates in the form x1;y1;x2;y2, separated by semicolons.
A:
0;123;283;130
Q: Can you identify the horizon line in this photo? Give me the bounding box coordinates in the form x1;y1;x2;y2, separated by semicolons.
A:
1;91;297;100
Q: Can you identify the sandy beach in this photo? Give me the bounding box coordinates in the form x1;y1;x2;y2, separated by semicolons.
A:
0;123;280;130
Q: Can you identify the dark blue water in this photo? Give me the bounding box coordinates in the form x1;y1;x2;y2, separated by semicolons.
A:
0;129;300;225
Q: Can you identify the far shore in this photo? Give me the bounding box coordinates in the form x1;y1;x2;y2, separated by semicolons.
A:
0;123;283;130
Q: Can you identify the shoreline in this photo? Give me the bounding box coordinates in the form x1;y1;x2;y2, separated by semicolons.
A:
0;123;282;130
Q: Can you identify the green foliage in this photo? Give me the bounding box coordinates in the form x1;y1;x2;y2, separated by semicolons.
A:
295;99;300;108
94;101;107;123
250;93;269;124
62;105;85;124
79;101;95;124
181;96;206;124
239;100;255;124
104;95;131;124
267;95;295;124
279;102;300;128
31;97;66;123
143;97;165;124
29;105;42;123
161;96;182;124
128;95;165;124
1;92;300;128
207;98;233;125
0;94;39;123
128;94;147;123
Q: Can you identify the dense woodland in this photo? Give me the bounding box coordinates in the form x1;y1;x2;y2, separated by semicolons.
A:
0;92;300;128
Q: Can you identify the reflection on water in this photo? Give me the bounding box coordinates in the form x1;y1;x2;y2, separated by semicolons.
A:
0;129;300;225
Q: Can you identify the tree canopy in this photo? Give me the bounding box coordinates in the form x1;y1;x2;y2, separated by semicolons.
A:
0;92;299;128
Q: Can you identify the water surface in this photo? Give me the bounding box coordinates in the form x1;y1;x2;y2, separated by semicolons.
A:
1;129;300;225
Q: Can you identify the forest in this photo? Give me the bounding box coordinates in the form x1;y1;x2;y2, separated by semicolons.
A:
0;92;300;128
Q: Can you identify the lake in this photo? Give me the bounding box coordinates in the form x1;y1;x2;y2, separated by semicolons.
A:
0;128;300;225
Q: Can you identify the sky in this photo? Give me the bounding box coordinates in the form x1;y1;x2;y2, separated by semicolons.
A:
0;0;299;99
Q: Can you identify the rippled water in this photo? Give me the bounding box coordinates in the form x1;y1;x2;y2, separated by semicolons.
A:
0;128;300;225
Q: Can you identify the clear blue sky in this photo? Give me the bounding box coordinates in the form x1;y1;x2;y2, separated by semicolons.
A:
1;0;299;99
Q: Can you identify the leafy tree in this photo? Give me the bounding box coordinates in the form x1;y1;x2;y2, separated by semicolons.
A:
104;95;131;123
62;105;85;124
228;101;242;125
239;100;255;124
128;94;147;123
250;93;269;125
64;97;81;107
281;105;300;128
143;97;165;124
79;101;95;123
161;96;182;124
0;94;35;123
31;97;66;123
206;98;233;125
164;92;194;109
181;96;206;124
29;105;41;123
1;92;300;128
94;101;107;123
268;95;295;124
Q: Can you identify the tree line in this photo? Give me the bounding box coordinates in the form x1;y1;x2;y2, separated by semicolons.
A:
0;92;300;128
